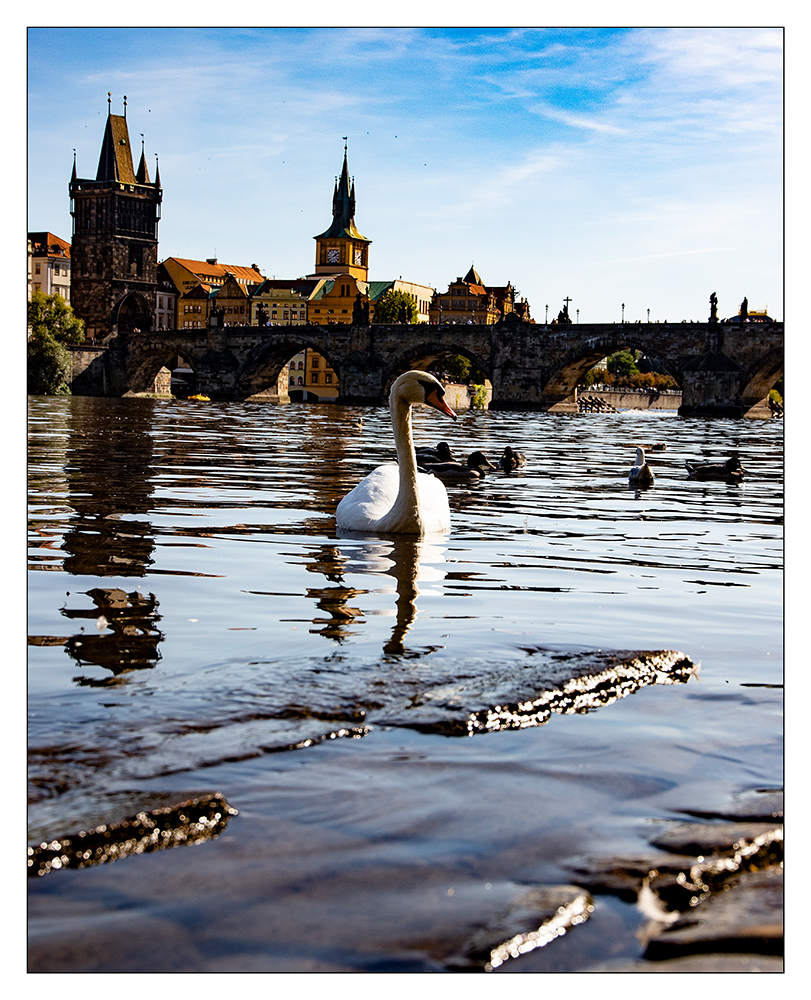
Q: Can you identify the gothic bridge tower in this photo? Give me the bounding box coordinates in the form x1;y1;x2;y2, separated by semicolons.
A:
313;144;371;282
69;95;162;340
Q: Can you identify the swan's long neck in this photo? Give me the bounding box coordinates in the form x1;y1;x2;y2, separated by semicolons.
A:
377;392;423;532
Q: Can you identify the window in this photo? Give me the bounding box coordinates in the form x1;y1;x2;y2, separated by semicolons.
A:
311;373;319;384
325;373;333;384
312;356;319;367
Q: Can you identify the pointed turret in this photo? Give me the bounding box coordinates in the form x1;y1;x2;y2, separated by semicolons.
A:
136;137;151;184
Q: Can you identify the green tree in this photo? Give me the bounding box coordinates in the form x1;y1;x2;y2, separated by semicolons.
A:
606;350;639;378
28;291;86;395
372;289;418;324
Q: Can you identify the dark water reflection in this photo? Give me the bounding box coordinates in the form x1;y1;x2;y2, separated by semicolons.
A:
28;395;783;972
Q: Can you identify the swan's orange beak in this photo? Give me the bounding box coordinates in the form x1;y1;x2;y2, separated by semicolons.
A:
425;387;457;420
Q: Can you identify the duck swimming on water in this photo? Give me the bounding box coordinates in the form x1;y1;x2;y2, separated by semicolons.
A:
629;447;655;486
419;450;496;483
415;441;456;464
499;446;527;472
685;453;745;482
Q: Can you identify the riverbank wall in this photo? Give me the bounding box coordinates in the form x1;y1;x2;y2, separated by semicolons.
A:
580;388;682;410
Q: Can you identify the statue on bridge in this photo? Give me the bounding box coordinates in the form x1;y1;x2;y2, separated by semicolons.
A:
740;297;749;322
352;292;370;325
709;292;718;324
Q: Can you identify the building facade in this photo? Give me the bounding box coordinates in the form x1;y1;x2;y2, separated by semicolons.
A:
429;266;531;324
69;97;163;341
28;233;72;301
250;278;327;326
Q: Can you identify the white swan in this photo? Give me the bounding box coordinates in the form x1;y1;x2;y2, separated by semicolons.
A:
336;371;457;535
629;446;655;486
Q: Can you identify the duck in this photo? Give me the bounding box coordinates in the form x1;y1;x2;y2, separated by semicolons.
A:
420;450;496;483
335;371;457;535
685;453;745;482
415;441;456;464
629;447;655;486
499;446;527;472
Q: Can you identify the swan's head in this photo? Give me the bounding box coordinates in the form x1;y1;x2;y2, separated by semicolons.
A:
391;371;457;420
634;447;646;465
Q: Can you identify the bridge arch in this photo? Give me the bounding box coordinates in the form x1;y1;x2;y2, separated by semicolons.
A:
381;340;493;398
738;346;783;416
541;334;681;402
126;338;198;395
235;330;342;400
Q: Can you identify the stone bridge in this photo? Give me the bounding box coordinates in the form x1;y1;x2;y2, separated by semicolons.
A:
74;314;784;418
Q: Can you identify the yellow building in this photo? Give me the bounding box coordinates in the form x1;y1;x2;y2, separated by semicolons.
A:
210;273;250;325
287;347;339;402
430;266;528;324
161;256;263;296
250;278;327;325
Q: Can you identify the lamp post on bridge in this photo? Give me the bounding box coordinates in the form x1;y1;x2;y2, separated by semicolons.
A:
647;308;650;323
622;302;625;323
545;304;548;326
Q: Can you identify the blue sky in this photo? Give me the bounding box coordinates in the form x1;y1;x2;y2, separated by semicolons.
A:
27;25;783;323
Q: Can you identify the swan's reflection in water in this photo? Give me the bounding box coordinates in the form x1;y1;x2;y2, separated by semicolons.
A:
340;536;447;655
302;534;447;654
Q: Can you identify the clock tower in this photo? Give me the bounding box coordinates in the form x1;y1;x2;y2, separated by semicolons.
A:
313;145;370;281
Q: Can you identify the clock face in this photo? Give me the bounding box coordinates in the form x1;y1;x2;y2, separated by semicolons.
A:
326;248;340;264
354;249;363;266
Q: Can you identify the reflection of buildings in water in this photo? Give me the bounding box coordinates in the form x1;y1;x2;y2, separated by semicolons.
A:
62;587;164;682
302;537;447;653
61;398;158;578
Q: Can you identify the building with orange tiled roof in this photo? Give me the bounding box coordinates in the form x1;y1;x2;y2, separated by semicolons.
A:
429;265;532;324
28;232;72;302
161;256;264;296
162;256;264;329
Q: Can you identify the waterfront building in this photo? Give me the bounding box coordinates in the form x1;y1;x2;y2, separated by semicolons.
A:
430;266;532;324
69;96;162;341
162;257;264;329
210;272;251;325
28;232;72;302
155;262;179;330
250;278;327;326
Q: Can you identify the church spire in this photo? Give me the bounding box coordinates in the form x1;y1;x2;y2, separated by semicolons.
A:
315;142;369;243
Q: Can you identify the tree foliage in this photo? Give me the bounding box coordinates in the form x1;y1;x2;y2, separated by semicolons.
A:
28;291;86;395
372;289;418;324
606;349;639;377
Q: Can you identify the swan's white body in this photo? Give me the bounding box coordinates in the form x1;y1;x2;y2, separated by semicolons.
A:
629;447;654;485
336;371;456;535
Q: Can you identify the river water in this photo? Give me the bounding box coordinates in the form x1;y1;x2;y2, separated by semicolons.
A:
27;394;783;973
